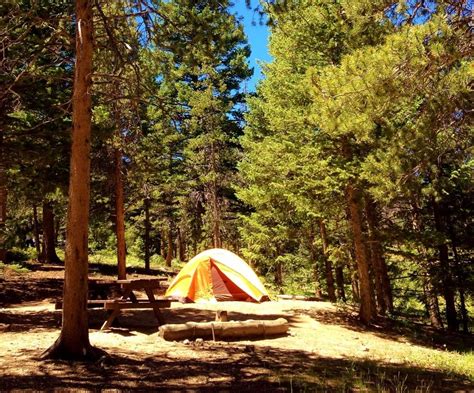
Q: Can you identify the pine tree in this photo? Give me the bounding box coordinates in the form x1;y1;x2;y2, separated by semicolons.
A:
42;0;97;359
1;0;74;262
130;0;251;257
238;0;472;326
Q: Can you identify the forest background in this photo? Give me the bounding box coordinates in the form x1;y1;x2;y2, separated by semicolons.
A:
0;0;472;333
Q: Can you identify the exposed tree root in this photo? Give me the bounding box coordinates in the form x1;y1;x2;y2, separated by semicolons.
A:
41;338;107;361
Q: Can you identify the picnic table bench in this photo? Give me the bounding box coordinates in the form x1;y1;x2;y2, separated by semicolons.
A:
101;278;170;330
55;277;171;330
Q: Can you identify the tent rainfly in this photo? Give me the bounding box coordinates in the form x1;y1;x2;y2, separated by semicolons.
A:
165;248;269;303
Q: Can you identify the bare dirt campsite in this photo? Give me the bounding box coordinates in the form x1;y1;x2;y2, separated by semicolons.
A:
1;0;473;392
1;264;473;392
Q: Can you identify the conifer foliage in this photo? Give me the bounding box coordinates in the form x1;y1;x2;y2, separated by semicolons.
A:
239;0;472;326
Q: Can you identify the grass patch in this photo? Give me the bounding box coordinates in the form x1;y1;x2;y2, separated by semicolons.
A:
0;261;30;274
88;249;184;272
368;333;474;382
274;353;472;392
407;348;474;381
89;249;142;268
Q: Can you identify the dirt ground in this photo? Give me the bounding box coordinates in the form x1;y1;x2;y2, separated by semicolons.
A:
1;266;473;392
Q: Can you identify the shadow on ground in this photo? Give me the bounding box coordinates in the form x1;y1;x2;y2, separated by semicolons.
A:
292;307;474;354
1;343;472;391
0;261;175;307
1;276;473;391
0;309;61;332
0;307;298;336
0;278;64;306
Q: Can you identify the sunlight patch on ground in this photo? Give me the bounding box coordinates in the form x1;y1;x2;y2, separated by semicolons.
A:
0;299;472;391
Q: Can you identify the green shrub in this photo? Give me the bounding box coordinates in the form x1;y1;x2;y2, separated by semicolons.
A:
0;261;29;274
6;247;31;263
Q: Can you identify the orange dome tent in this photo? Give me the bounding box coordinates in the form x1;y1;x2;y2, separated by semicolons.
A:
165;248;269;303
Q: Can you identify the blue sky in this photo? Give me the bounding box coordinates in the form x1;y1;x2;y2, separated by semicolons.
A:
231;2;272;92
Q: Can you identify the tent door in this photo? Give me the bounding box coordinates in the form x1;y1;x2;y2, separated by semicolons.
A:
210;260;250;301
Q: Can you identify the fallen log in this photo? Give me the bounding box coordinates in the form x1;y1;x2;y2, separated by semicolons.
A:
159;318;289;341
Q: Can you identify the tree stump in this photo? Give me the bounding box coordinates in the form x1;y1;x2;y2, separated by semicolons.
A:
215;310;228;322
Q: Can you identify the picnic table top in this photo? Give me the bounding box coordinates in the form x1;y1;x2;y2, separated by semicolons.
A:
88;278;120;285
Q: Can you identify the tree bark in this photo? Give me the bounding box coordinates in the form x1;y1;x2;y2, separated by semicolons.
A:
144;197;151;273
458;287;468;333
308;225;322;298
210;142;221;248
114;147;126;280
335;265;346;302
55;215;61;244
165;221;173;267
433;200;457;331
274;260;283;288
423;273;444;330
41;201;61;264
412;202;444;329
364;196;393;314
159;318;289;341
211;190;221;248
42;0;101;359
450;241;469;333
33;205;41;257
438;242;457;331
319;221;336;302
0;133;6;263
347;184;376;324
156;232;161;256
177;227;186;261
349;248;360;303
160;231;166;257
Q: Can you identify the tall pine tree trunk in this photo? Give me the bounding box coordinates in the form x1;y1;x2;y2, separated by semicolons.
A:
459;288;469;333
156;232;161;256
41;201;61;264
433;200;457;331
274;244;283;290
450;241;469;333
210;142;221;248
347;184;376;324
423;270;444;330
335;265;346;301
274;261;283;288
114;147;126;280
211;186;221;248
33;204;41;257
166;221;173;267
0;133;6;263
177;227;186;261
144;197;151;273
438;243;457;331
308;225;322;298
345;204;359;303
350;248;360;303
42;0;99;359
319;220;336;301
55;215;61;244
365;196;393;314
412;202;443;329
160;231;166;257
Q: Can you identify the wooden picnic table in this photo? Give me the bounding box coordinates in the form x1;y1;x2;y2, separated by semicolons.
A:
100;277;170;330
55;277;171;330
